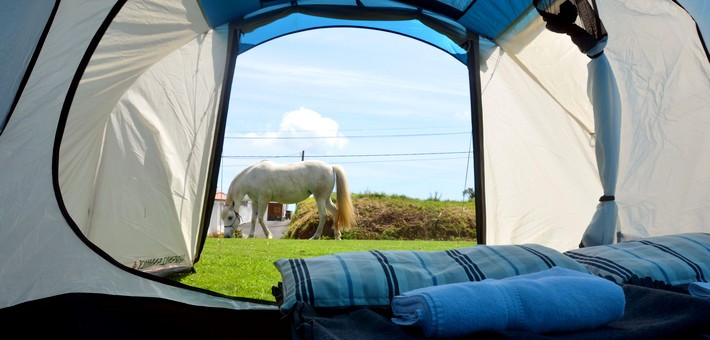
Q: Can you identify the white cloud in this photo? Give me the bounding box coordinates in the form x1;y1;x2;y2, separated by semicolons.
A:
242;107;348;154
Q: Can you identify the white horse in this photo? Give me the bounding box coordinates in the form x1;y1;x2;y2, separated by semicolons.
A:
221;160;355;240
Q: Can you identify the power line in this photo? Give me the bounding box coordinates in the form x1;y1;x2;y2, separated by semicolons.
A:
224;132;470;139
221;151;470;159
225;125;466;134
334;156;470;164
219;156;470;167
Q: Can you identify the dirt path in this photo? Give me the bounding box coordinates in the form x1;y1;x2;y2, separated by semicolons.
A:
233;219;290;239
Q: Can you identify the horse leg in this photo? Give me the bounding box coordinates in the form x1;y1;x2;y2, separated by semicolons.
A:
310;198;328;240
325;199;340;240
256;199;273;239
247;201;258;238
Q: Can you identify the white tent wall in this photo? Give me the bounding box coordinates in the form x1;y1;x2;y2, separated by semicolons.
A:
479;9;600;251
493;5;622;249
478;42;600;251
0;0;116;307
58;0;210;234
496;10;596;134
87;29;226;271
599;0;710;240
0;1;55;130
482;0;710;248
58;1;223;272
0;0;268;311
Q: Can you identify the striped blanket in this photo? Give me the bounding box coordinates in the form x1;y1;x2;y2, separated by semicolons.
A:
564;233;709;289
273;244;587;311
274;233;709;312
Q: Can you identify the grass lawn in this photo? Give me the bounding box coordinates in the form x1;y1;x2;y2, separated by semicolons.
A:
169;238;476;301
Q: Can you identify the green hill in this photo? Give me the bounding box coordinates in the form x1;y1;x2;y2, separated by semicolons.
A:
286;193;476;241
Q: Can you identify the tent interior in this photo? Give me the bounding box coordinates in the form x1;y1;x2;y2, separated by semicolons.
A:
1;0;709;337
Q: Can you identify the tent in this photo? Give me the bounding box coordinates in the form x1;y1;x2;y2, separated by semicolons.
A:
1;0;708;336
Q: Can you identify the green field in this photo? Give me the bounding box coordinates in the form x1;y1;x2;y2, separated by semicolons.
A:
169;238;475;301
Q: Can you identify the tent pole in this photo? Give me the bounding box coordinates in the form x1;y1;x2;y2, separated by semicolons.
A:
466;33;486;245
196;24;241;263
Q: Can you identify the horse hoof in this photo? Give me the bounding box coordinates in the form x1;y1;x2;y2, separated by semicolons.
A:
267;234;273;239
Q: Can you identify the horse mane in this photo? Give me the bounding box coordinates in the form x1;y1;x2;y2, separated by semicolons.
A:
225;174;243;207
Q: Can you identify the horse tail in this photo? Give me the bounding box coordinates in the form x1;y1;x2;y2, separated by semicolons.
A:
333;165;355;231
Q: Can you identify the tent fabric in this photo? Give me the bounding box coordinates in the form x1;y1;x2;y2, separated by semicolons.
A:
199;0;533;41
238;13;468;63
456;0;533;40
0;0;709;318
0;0;56;133
0;0;268;312
58;0;224;273
496;8;596;136
600;0;710;241
482;10;600;250
478;38;600;249
581;51;622;247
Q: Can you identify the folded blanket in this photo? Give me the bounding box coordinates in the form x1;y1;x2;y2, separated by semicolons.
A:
688;282;710;299
390;266;625;338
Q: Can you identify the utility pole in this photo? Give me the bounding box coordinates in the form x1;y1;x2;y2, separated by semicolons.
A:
301;150;304;161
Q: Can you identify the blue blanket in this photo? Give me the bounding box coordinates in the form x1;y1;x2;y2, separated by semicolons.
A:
390;266;625;338
689;282;710;299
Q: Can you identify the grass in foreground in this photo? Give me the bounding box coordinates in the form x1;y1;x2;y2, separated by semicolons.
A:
169;238;475;301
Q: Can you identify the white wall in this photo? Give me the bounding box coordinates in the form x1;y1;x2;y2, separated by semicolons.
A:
208;200;252;236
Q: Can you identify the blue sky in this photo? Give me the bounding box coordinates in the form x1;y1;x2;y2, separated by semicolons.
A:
217;27;473;202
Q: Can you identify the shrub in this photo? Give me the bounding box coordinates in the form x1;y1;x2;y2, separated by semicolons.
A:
285;193;476;241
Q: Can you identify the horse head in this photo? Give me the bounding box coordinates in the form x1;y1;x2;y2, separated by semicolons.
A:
220;201;241;228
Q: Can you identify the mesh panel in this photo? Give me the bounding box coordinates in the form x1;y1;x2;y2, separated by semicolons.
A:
534;0;607;54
